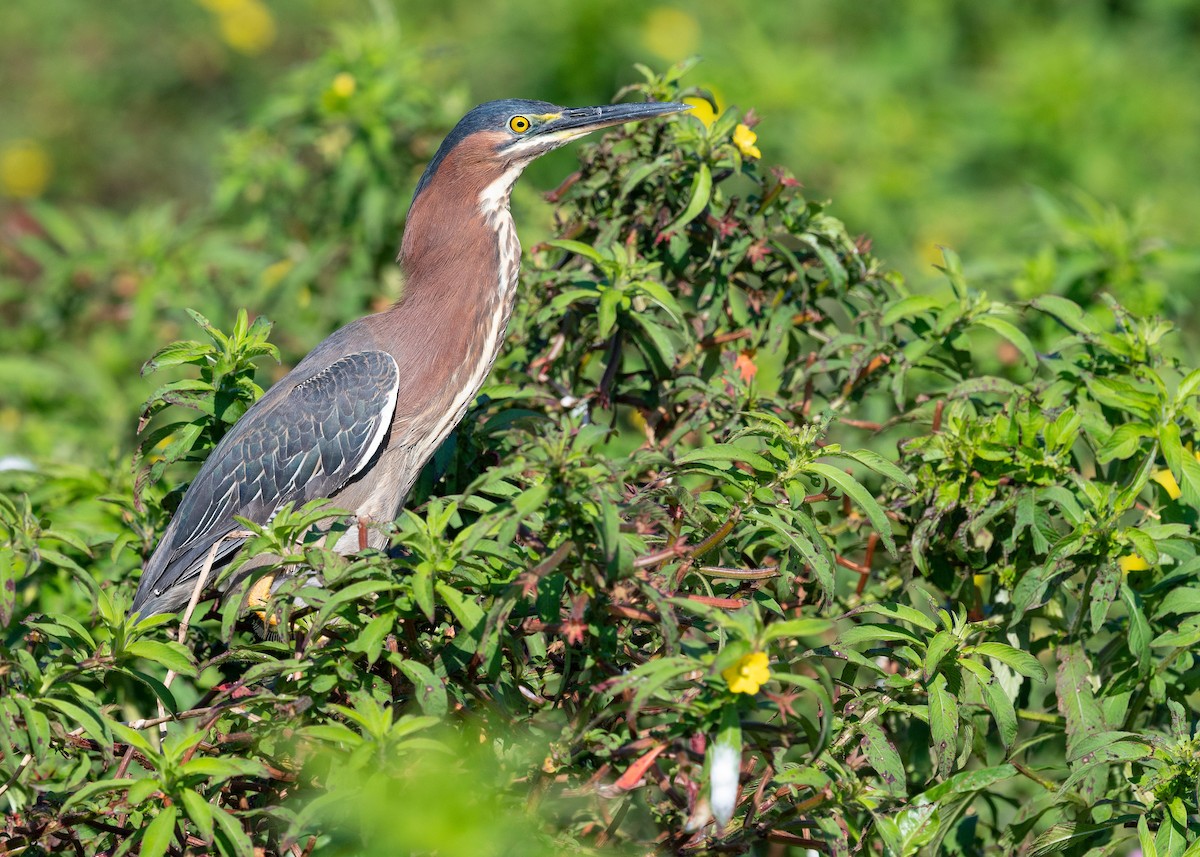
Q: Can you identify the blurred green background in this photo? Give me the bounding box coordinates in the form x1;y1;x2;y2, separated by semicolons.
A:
2;0;1199;462
6;0;1200;269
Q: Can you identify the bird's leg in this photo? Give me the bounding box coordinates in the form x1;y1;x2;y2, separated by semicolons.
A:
157;530;248;741
357;515;372;551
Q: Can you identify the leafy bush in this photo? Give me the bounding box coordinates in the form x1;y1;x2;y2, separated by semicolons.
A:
2;53;1199;857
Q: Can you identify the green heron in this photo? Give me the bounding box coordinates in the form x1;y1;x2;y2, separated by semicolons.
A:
130;98;689;617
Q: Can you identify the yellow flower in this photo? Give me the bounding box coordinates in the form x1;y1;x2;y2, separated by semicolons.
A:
640;7;701;62
331;72;356;99
1;140;52;198
722;651;770;695
1152;469;1182;500
201;0;276;55
733;124;761;159
1119;554;1150;573
683;96;717;128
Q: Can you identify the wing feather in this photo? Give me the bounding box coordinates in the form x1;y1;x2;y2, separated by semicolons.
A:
130;350;400;616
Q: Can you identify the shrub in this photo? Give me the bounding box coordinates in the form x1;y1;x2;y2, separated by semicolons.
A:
1;55;1198;856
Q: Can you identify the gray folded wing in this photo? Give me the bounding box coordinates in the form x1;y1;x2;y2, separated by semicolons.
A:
130;350;400;616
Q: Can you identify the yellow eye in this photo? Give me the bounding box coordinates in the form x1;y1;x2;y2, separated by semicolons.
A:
509;115;531;134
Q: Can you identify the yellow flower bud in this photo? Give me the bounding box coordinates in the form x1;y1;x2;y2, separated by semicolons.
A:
1151;469;1182;500
683;97;717;129
1119;554;1150;573
1;140;52;198
331;72;356;99
722;651;770;695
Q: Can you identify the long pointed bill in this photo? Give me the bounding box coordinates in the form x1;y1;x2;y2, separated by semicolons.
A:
544;101;693;137
511;101;692;154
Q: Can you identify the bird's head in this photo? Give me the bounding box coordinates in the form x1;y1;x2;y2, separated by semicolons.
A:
411;98;691;204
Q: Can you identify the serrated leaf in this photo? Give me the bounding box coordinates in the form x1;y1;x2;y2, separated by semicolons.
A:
806;462;896;557
397;659;448;718
927;673;959;778
921;764;1016;803
859;720;906;796
982;677;1018;750
924;631;957;681
675;443;773;473
1056;643;1106;805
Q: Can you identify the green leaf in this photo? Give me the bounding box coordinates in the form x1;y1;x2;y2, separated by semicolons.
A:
1153;586;1200;618
921;764;1016;803
923;631;957;681
1121;585;1153;673
833;447;916;492
967;643;1047;681
1156;798;1188;857
212;805;255;857
1139;815;1160;857
859;720;906;796
181;756;268;783
892;801;941;855
846;601;938;633
839;623;924;647
1087;377;1159;419
1055;643;1106;804
1176;367;1200;403
760;618;831;643
675;443;773;473
666;162;712;233
40;697;113;750
1089;561;1121;633
927;673;959;778
125;640;198;677
1096;422;1153;463
140;804;179;857
397;659;448;718
181;787;214;842
971;315;1037;368
982;677;1018;750
544;238;605;265
1029;295;1098;334
1029;821;1116;856
881;294;947;326
805;462;896;557
597;287;623;339
61;777;137;812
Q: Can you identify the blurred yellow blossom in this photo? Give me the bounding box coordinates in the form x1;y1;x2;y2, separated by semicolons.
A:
261;259;293;288
683;96;717;128
641;7;700;62
1119;554;1150;573
197;0;276;55
331;72;357;99
1152;469;1181;500
1;140;52;198
722;651;770;695
733;123;761;159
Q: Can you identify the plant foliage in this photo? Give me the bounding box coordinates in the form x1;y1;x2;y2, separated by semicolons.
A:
1;46;1198;857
